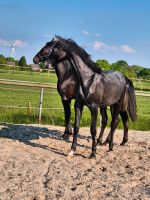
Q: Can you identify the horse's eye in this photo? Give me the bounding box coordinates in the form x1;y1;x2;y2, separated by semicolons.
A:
53;48;57;52
55;43;61;48
49;49;52;53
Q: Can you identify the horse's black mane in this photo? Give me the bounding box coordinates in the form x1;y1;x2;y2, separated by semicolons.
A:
54;36;102;74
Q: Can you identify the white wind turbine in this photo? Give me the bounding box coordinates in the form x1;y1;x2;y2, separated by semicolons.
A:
7;41;18;57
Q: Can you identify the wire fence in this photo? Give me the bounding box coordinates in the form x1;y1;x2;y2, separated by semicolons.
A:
0;79;150;125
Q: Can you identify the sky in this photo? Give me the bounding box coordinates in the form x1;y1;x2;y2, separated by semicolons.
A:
0;0;150;68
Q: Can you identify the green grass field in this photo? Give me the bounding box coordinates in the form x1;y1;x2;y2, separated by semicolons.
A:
0;70;150;131
0;70;57;84
132;78;150;91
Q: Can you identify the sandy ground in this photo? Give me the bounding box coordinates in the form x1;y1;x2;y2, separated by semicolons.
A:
0;123;150;200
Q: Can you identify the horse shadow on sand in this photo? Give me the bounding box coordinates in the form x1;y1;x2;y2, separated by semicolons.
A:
0;123;91;158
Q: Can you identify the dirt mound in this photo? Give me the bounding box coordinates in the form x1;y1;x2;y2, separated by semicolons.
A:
0;123;150;200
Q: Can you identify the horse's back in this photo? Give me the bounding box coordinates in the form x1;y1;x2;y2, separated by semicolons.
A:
99;71;126;106
103;71;126;86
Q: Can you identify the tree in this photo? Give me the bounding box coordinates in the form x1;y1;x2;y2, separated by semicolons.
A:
15;60;19;66
6;57;15;62
131;65;143;72
96;59;112;71
19;56;27;67
111;60;137;78
39;62;46;69
116;60;128;68
137;68;150;79
111;63;120;71
111;60;128;71
0;54;6;64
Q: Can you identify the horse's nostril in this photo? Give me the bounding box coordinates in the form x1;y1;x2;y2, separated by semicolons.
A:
33;57;39;64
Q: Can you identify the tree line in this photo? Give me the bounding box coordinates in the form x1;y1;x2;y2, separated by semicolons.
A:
96;59;150;79
0;54;150;79
0;54;27;67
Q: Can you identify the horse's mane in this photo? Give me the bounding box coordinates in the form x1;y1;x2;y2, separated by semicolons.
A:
54;36;102;74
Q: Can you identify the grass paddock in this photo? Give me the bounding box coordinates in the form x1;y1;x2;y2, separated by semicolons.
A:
0;70;149;131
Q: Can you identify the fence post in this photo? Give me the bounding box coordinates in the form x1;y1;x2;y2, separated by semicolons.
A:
39;88;44;124
28;101;32;115
99;113;101;128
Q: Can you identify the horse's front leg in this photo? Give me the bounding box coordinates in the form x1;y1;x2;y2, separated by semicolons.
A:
68;100;83;156
62;99;72;140
97;107;108;145
89;106;98;159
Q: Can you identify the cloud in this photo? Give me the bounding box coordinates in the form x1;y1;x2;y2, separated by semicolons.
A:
92;41;117;51
81;30;89;36
81;43;92;48
93;33;101;38
86;41;135;54
93;41;105;50
14;40;28;47
81;31;102;38
120;45;136;53
0;38;28;47
0;38;10;46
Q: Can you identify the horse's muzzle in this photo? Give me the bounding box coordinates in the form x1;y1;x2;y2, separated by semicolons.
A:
33;56;40;64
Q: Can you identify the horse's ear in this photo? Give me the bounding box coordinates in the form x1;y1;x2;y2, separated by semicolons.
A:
54;35;59;42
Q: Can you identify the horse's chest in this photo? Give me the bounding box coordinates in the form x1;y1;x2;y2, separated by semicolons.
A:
58;81;76;100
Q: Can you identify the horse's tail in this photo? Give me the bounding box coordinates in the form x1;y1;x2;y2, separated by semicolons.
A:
125;76;137;121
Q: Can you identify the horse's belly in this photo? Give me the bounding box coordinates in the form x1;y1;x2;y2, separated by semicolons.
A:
101;88;122;106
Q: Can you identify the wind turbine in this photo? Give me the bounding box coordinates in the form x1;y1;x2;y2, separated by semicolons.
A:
7;41;18;57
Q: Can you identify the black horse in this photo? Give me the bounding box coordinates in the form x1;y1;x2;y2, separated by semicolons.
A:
46;60;110;143
33;36;137;158
34;57;131;146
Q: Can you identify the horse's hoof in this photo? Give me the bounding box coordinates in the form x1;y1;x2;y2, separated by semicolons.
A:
120;142;125;146
89;154;96;159
62;133;71;140
107;148;113;152
97;141;103;146
102;141;108;146
68;150;74;157
120;140;128;146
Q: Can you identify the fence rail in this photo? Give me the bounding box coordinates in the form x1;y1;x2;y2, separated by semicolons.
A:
0;80;150;123
0;79;57;89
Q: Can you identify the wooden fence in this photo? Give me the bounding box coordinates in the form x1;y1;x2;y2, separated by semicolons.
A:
0;79;150;123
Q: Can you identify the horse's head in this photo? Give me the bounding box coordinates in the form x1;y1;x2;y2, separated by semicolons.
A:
33;36;70;68
33;39;54;66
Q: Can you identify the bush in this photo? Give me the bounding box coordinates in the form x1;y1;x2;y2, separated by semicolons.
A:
19;56;27;67
0;55;6;64
137;68;150;79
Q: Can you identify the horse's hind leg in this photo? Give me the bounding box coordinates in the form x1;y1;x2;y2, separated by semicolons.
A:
62;99;72;139
68;100;83;156
103;105;119;151
120;111;129;146
109;109;120;151
97;107;108;145
102;106;114;145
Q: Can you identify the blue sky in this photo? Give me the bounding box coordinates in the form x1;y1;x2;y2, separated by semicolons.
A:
0;0;150;67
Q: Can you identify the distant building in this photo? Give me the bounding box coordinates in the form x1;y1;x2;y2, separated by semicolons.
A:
6;61;15;66
45;64;53;69
30;64;41;71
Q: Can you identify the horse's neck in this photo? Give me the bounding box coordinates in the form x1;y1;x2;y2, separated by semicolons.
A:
55;61;72;82
71;53;95;84
69;53;97;100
